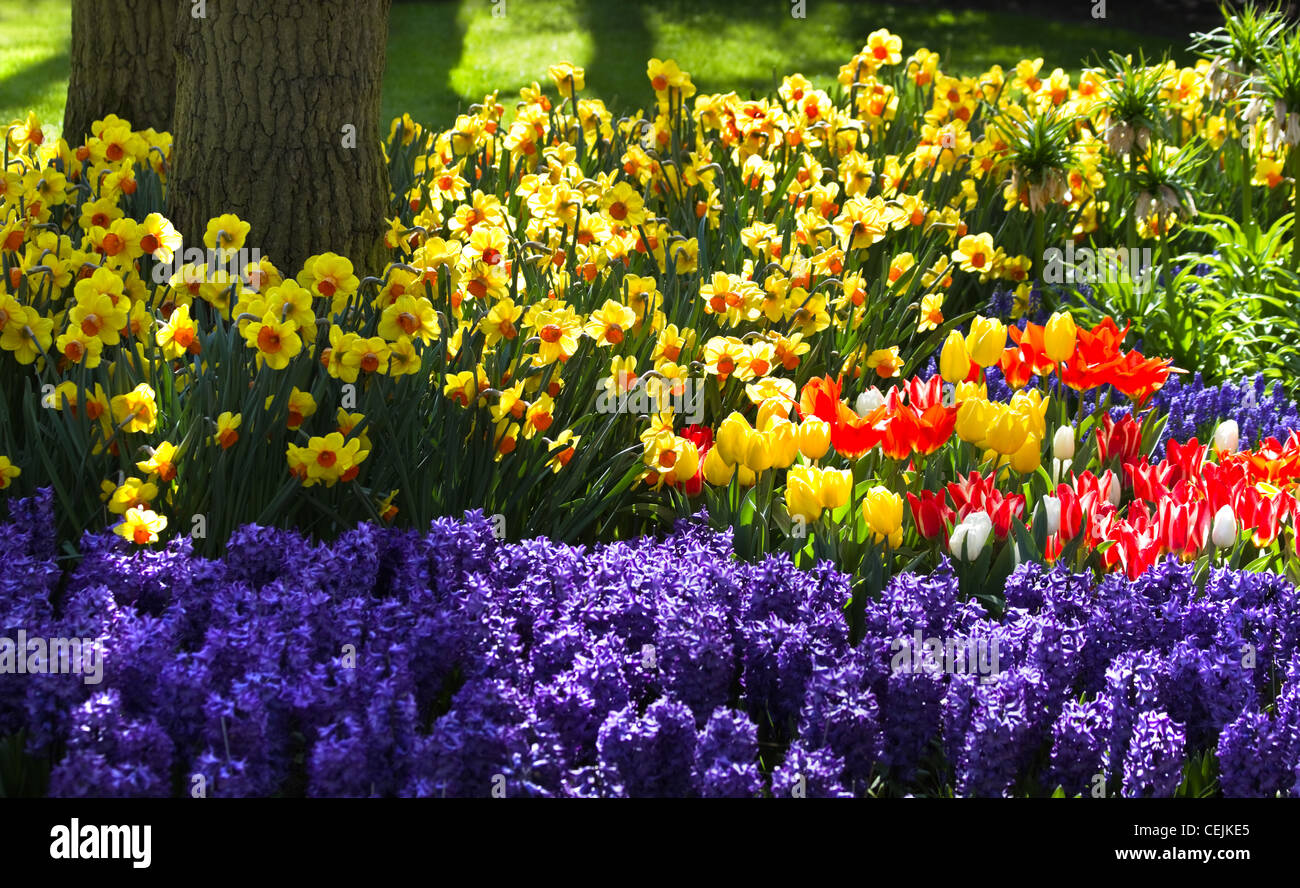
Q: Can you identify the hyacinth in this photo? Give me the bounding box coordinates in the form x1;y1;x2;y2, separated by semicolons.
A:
4;491;1300;797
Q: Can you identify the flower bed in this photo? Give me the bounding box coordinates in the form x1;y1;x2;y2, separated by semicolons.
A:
3;489;1298;798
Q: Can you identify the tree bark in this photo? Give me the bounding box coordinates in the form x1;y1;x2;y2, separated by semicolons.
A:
63;0;179;146
168;0;392;276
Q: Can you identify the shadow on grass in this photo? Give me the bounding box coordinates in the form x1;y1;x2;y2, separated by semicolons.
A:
0;51;68;125
383;2;467;129
577;0;653;110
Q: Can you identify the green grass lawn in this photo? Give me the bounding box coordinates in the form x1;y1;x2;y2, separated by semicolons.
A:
1;0;1189;140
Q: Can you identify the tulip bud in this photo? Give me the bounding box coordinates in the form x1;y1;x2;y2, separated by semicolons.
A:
1103;469;1122;506
819;468;852;511
702;446;734;486
985;405;1030;455
797;418;831;461
855;387;885;417
765;419;799;469
785;466;823;523
744;432;774;473
939;330;972;383
861;485;904;548
1213;419;1239;455
736;464;757;487
1041;495;1061;536
715;412;752;465
1043;311;1078;362
955;398;995;446
674;440;700;483
1010;433;1041;474
1052;425;1075;461
756;397;790;432
1211;504;1237;548
949;510;993;561
965;316;1007;368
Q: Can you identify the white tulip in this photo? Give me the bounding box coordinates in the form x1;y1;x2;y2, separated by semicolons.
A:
855;387;885;417
949;511;993;562
1213;419;1239;455
1041;495;1061;537
1052;426;1075;461
1103;469;1122;507
1211;505;1238;549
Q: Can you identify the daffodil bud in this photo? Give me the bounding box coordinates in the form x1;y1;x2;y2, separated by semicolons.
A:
1043;311;1078;362
949;510;993;561
1052;425;1075;461
939;329;971;383
1213;419;1239;455
1211;504;1237;548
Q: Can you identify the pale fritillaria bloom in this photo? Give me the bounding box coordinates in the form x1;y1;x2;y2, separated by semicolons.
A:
1041;495;1061;537
1212;505;1238;549
1213;419;1239;455
855;387;885;417
949;510;993;562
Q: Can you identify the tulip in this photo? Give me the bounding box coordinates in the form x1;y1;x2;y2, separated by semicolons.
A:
785;466;824;523
1052;425;1075;461
743;432;774;473
949;510;993;561
1103;469;1122;507
862;485;904;548
736;464;757;487
673;440;700;483
984;407;1030;455
855;386;885;417
1009;388;1049;439
819;468;852;512
797;418;831;460
965;316;1007;368
1211;504;1237;548
715;412;752;465
702;445;734;485
756;397;790;431
1010;433;1041;474
1040;495;1061;536
907;490;955;540
765;419;799;469
955;398;996;445
1213;419;1239;455
1043;311;1077;362
939;330;972;383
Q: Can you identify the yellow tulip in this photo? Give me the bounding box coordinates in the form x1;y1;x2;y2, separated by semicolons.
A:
702;446;734;485
939;329;971;383
736;464;757;487
756;397;791;431
1043;311;1077;363
674;440;700;482
765;420;799;469
744;432;774;473
1009;388;1049;440
785;466;824;523
715;412;752;465
955;398;996;446
984;407;1030;455
965;315;1007;368
798;418;831;461
862;485;904;548
819;468;852;511
1009;433;1041;474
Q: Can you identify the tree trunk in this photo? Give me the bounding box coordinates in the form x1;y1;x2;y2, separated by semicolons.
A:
63;0;179;146
168;0;392;276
